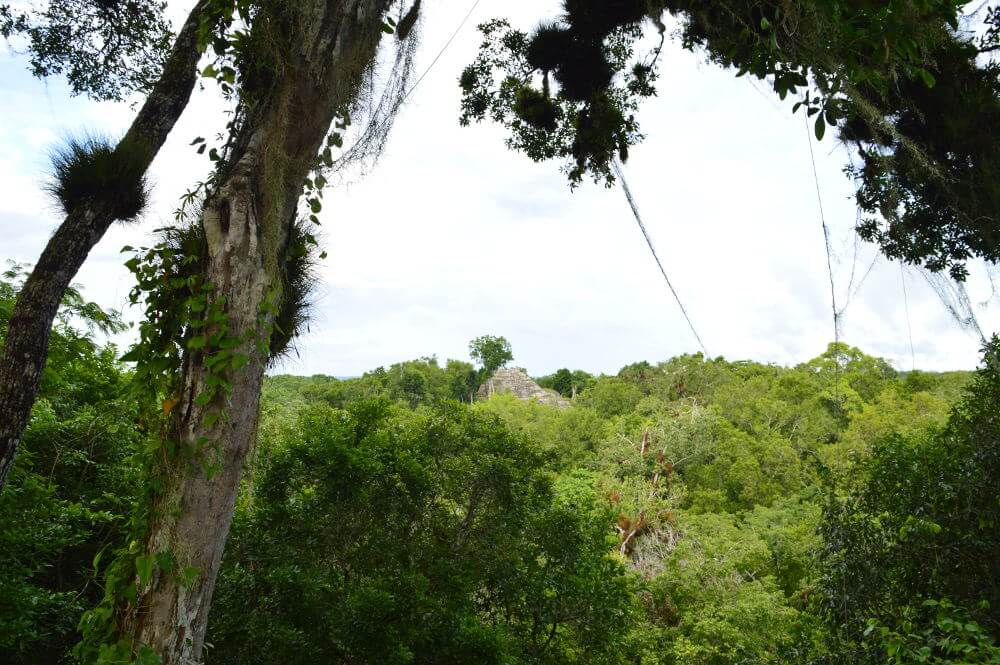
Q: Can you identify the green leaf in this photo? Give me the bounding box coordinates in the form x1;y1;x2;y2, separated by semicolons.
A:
201;64;217;78
179;566;201;588
217;336;241;350
120;349;141;363
204;460;221;480
188;336;208;350
155;551;176;574
135;554;154;587
136;645;162;665
92;546;107;575
814;114;826;141
915;67;936;88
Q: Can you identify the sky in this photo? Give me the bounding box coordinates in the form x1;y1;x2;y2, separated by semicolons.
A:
1;0;997;377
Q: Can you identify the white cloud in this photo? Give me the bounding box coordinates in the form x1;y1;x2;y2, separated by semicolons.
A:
0;0;995;378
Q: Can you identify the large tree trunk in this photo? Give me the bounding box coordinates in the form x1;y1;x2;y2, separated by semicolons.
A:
0;0;207;492
123;2;393;661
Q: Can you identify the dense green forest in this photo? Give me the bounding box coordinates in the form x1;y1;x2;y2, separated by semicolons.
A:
2;0;999;662
4;272;999;664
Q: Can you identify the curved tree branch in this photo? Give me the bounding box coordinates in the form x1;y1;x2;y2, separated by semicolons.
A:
0;0;208;492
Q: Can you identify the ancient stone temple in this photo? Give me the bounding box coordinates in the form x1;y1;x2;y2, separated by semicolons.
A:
476;367;571;408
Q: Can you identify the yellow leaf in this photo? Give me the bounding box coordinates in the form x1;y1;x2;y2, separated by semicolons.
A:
162;397;180;415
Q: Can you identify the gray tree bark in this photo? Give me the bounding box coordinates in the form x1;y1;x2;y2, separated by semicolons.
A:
0;0;208;492
121;2;394;661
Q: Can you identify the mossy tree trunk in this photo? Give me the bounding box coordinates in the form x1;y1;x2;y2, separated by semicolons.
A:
0;0;208;492
121;2;392;661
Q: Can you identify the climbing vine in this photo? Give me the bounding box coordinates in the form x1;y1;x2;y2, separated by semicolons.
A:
77;136;331;665
74;2;417;660
75;225;270;664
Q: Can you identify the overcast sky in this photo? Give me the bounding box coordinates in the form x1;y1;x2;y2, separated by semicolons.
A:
1;0;997;377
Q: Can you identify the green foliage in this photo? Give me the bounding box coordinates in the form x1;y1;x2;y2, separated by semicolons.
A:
46;134;149;221
236;341;954;664
475;393;608;470
255;359;478;423
4;277;989;665
268;219;320;359
648;512;804;664
817;337;1000;659
206;400;636;664
615;354;734;404
0;271;142;663
850;31;1000;280
579;377;643;418
459;18;653;184
121;226;223;411
819;387;950;484
468;334;514;374
804;342;897;404
361;357;481;406
1;0;173;101
683;419;810;512
537;367;595;398
745;496;822;597
75;220;282;662
865;598;1000;664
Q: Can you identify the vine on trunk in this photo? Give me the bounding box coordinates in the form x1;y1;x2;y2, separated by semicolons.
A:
75;2;415;659
75;231;263;664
